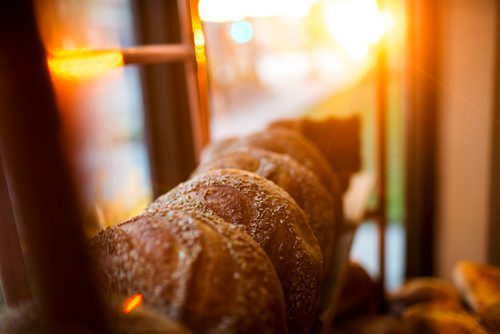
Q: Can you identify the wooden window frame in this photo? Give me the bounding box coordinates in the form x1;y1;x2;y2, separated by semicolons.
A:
404;0;440;277
488;24;500;265
0;0;210;330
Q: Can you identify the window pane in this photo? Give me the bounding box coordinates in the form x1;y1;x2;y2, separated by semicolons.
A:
35;0;152;234
201;0;406;288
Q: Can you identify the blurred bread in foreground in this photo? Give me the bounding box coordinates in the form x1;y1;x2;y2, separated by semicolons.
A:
402;302;488;334
333;314;402;334
0;297;193;334
389;277;462;314
454;261;500;332
90;210;288;333
334;261;379;321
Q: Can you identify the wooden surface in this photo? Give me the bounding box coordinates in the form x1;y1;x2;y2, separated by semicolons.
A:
488;25;500;266
122;44;193;64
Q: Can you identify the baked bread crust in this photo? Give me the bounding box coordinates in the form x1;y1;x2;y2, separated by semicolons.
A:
193;147;336;271
147;169;323;333
269;116;361;192
389;277;462;312
402;302;488;334
454;261;500;332
89;210;288;334
200;128;341;196
0;297;194;334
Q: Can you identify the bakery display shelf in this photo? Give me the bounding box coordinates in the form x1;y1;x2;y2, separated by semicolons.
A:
315;172;375;334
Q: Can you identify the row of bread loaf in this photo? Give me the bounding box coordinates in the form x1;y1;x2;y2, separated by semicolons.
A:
88;122;350;333
0;118;354;333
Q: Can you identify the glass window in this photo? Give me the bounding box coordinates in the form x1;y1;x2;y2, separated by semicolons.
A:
35;0;152;235
201;0;406;288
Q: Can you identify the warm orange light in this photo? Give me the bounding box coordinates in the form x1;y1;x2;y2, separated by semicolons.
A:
193;27;207;63
123;293;143;314
194;28;206;48
323;0;393;59
47;49;124;81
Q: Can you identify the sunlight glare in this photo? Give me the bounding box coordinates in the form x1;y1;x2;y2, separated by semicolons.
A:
123;293;143;314
324;0;393;59
47;49;123;81
199;0;312;22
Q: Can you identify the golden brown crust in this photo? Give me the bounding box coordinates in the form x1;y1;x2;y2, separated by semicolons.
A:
200;128;342;196
334;261;378;320
269;116;361;192
200;137;239;163
89;210;288;334
402;303;488;334
193;147;336;271
333;314;402;334
454;261;500;331
389;277;462;312
147;169;323;334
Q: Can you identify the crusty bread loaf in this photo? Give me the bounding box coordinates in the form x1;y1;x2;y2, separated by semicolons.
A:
333;314;402;334
90;210;288;334
200;137;239;163
147;169;323;334
0;297;193;334
334;261;378;320
454;261;500;332
200;128;342;196
269;116;361;192
193;147;336;271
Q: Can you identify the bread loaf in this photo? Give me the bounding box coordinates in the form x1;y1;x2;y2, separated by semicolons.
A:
454;261;500;332
269;116;361;192
334;261;378;320
90;210;288;333
200;137;238;163
147;169;323;333
201;128;342;196
0;297;193;334
389;277;462;314
402;303;488;334
333;314;402;334
193;147;336;271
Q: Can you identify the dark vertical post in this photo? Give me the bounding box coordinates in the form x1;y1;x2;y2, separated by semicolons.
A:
0;158;32;306
133;0;197;197
404;0;439;277
488;21;500;266
376;33;388;289
0;1;107;331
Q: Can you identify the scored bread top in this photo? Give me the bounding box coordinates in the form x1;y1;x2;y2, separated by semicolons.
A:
90;210;288;334
193;147;336;271
147;169;323;334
